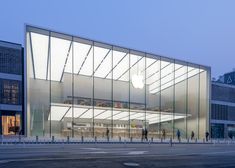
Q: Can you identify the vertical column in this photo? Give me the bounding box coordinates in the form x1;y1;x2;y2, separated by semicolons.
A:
128;50;131;139
111;46;113;138
198;67;201;139
186;64;188;139
144;54;147;130
72;37;74;138
173;60;175;139
92;41;95;138
49;31;52;138
159;57;162;139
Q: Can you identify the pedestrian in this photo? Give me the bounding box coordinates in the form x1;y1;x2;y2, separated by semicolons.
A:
106;128;109;140
177;129;181;142
141;128;145;141
205;131;209;142
162;129;166;140
144;128;148;141
191;131;195;140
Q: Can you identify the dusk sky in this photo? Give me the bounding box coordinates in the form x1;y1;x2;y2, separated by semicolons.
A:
0;0;235;78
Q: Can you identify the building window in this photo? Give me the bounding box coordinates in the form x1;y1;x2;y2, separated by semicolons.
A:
211;104;228;120
1;80;21;105
0;46;22;75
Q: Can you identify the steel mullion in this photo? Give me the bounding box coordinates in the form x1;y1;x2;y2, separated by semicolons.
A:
60;41;73;82
77;45;92;75
104;52;128;79
60;107;71;122
76;108;90;119
92;49;111;76
29;32;36;79
116;56;143;81
46;34;51;80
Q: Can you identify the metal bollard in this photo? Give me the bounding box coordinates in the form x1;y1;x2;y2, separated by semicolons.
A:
95;136;97;142
187;138;189;143
81;136;84;143
151;137;153;142
67;136;70;143
130;137;133;142
52;136;55;143
18;135;21;143
119;136;121;142
107;136;109;142
36;136;38;143
195;138;197;143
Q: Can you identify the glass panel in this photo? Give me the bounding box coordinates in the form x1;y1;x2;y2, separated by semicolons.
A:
187;66;199;139
199;70;209;139
94;44;112;139
160;58;174;139
174;61;187;139
73;42;93;138
30;32;49;80
28;31;50;137
50;35;73;137
130;52;145;139
146;55;161;139
113;50;129;139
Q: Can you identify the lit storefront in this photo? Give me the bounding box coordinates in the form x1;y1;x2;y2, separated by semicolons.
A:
26;25;210;139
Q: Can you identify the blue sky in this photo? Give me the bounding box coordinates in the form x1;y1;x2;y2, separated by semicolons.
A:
0;0;235;78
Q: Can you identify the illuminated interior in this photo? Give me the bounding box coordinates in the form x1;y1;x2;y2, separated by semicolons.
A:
26;25;210;139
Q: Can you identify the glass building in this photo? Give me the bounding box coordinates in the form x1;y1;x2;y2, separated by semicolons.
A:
26;25;210;139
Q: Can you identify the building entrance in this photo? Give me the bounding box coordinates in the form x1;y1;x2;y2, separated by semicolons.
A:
2;115;20;135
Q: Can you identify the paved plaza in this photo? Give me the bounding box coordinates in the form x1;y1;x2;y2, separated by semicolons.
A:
1;143;235;167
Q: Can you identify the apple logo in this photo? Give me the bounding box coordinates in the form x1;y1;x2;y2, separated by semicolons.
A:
131;74;144;89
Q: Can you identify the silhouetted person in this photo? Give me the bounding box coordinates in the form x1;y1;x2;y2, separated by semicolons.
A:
191;131;195;140
162;129;166;140
106;128;109;140
177;129;181;142
205;131;209;142
141;128;145;141
144;128;148;141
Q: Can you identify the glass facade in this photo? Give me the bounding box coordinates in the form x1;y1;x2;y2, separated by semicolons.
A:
26;26;210;139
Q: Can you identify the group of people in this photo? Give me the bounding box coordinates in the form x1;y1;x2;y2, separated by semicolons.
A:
106;127;210;142
162;129;210;142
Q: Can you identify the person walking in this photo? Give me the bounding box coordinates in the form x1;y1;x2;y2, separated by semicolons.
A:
205;131;209;142
141;128;145;141
177;129;181;142
191;131;195;140
106;128;110;140
162;129;166;140
144;128;148;141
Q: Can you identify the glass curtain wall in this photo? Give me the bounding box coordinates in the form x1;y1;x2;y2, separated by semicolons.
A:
26;26;210;140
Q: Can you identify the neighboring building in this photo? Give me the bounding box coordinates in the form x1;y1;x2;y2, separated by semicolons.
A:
26;25;210;139
211;73;235;138
0;40;24;136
